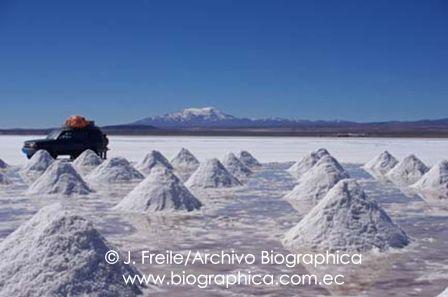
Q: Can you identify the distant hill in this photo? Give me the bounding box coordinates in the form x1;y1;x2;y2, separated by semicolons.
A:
0;125;158;136
101;124;158;134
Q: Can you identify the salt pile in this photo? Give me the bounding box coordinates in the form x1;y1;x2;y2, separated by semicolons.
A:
363;150;398;175
136;150;173;175
26;161;92;196
73;149;103;175
287;148;330;178
437;287;448;297
0;158;8;170
185;158;241;188
0;171;11;185
238;150;261;169
0;204;144;296
284;155;349;214
20;150;54;181
87;157;144;183
170;148;200;181
283;179;409;252
114;167;202;212
412;160;448;199
223;152;252;179
386;154;429;186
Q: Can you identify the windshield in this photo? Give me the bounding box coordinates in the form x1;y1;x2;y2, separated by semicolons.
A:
46;130;61;140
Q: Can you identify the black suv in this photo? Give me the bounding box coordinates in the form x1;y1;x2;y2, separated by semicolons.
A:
22;125;109;159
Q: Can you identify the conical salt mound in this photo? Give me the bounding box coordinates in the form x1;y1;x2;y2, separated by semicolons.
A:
26;161;92;196
0;171;11;185
73;149;103;176
283;179;409;252
0;204;144;297
386;154;429;186
238;150;261;169
437;287;448;297
284;155;349;214
185;158;241;188
20;150;54;181
363;150;398;175
223;152;252;179
0;158;8;170
136;150;173;175
287;148;330;178
412;160;448;199
87;157;144;183
170;148;199;176
114;167;202;212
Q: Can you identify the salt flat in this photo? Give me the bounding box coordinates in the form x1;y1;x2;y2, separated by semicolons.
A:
2;135;448;166
0;135;448;296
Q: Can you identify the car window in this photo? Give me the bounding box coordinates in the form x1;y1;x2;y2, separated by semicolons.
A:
47;130;61;139
58;131;72;140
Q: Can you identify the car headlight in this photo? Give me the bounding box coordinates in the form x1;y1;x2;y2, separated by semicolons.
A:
28;142;37;148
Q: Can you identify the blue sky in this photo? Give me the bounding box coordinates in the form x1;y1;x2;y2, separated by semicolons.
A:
0;0;447;128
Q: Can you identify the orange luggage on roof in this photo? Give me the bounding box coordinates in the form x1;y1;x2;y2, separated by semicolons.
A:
64;115;90;129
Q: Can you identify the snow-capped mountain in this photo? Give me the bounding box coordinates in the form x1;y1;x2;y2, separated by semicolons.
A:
114;107;448;135
158;107;235;122
172;107;235;121
132;107;349;128
133;107;238;127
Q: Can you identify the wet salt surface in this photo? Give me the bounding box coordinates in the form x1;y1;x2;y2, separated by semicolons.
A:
1;163;448;296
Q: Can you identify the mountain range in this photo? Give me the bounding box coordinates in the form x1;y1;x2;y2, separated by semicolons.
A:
132;107;356;128
130;107;448;130
1;107;448;137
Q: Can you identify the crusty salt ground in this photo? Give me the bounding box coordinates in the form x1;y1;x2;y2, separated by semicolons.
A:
238;150;261;169
114;167;202;213
185;158;241;188
283;179;409;252
0;204;144;297
26;161;92;196
87;156;144;183
0;171;11;185
412;160;448;200
20;150;54;182
73;149;103;176
0;158;8;170
170;148;200;181
222;152;252;179
386;154;429;186
363;150;398;175
287;148;330;179
284;155;349;214
136;150;173;175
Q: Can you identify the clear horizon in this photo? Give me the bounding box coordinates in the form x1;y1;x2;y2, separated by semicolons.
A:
1;0;447;128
